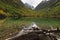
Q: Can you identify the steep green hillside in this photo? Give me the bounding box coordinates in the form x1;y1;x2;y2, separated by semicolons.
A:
37;0;60;18
0;0;60;19
0;0;37;19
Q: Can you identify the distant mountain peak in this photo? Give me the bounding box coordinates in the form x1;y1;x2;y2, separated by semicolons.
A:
24;3;34;9
21;0;43;9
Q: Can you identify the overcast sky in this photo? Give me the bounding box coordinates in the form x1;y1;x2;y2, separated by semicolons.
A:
21;0;43;8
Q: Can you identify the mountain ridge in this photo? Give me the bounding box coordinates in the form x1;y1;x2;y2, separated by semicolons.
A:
0;0;60;19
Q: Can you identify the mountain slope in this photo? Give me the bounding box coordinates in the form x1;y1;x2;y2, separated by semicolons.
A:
0;0;60;19
35;0;60;18
35;0;60;10
0;0;36;19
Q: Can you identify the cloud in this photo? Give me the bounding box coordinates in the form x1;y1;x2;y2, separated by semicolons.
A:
21;0;42;8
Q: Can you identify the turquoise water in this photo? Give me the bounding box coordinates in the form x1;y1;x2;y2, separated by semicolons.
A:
5;18;60;28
